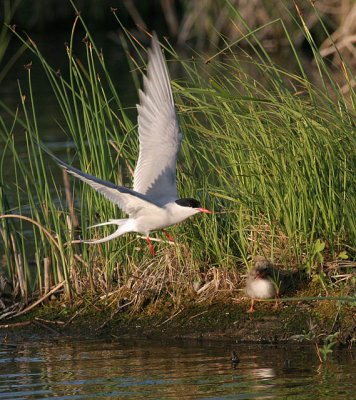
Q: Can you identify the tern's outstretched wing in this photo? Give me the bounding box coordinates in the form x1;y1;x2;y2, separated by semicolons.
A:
51;154;161;217
134;33;182;205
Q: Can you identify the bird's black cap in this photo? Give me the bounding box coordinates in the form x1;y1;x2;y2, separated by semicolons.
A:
175;198;201;208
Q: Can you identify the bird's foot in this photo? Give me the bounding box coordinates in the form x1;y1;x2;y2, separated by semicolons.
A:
146;236;155;256
247;299;256;313
273;299;280;310
162;229;174;242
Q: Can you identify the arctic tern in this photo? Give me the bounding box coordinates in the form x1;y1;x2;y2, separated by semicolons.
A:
49;33;211;255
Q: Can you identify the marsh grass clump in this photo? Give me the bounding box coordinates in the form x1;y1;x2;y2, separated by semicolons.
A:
0;3;355;320
292;320;341;363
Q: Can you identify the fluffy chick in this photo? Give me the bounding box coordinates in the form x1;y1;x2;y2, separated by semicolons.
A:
245;257;278;313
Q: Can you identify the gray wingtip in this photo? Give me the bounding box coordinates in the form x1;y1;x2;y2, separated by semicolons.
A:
41;145;72;172
34;140;69;170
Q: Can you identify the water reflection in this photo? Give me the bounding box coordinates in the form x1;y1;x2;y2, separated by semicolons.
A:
0;338;355;399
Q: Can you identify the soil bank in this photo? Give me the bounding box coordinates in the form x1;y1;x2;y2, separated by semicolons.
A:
1;296;355;347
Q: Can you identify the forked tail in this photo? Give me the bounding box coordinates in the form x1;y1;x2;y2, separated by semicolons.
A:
83;219;132;244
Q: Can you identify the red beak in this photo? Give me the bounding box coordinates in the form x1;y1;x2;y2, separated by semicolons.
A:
198;208;213;214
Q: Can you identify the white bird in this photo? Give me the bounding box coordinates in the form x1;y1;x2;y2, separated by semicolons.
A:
245;258;277;313
49;33;211;255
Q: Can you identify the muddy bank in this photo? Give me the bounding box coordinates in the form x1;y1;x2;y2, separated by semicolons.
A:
1;296;355;347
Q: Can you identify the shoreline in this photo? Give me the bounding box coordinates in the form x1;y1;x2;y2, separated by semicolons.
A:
1;297;354;347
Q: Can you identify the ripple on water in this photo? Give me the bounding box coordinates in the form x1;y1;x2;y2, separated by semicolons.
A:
0;339;355;399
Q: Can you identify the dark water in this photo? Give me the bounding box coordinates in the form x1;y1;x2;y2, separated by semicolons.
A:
0;31;135;229
0;338;355;399
1;31;134;163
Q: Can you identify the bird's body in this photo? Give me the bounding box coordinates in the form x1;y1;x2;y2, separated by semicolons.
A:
93;200;202;237
245;257;306;312
246;275;275;300
245;258;277;313
47;34;211;254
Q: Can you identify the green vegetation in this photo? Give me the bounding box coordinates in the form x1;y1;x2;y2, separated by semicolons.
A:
0;2;355;326
0;0;25;84
292;320;341;363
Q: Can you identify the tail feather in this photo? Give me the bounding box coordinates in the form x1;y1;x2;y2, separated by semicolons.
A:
83;228;125;244
87;219;126;229
83;218;132;244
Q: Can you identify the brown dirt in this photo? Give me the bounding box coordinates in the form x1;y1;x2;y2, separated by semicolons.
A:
1;296;355;347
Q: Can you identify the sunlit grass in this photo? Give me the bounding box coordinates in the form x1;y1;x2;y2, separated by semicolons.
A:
0;3;355;313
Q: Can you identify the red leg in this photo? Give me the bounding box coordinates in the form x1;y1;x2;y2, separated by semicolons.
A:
162;229;174;242
146;236;155;256
273;297;279;310
247;298;256;313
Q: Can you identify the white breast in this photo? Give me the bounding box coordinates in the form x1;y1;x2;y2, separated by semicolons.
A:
246;279;275;299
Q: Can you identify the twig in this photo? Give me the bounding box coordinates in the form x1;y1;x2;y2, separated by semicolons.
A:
44;257;51;295
63;301;94;327
0;320;32;329
10;233;27;301
0;309;18;321
98;297;137;331
0;303;24;320
0;216;69;298
0;214;61;251
62;169;79;229
32;320;61;335
9;281;65;319
315;342;323;363
188;310;209;321
99;290;120;300
234;296;356;303
156;308;183;327
73;253;89;267
34;317;65;325
196;281;213;295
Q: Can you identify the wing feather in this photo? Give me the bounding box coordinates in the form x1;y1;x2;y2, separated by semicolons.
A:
133;33;182;205
51;154;161;217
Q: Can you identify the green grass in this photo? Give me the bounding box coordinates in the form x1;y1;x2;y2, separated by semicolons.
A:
0;3;355;310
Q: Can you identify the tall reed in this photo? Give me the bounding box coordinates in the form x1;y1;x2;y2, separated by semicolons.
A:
0;3;354;310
